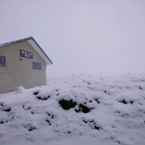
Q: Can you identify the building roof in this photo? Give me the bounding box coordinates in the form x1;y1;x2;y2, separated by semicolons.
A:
0;37;53;64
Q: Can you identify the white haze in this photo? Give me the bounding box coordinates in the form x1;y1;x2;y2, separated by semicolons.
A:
0;0;145;76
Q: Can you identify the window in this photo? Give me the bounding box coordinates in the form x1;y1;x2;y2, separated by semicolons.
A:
32;62;42;70
26;51;33;59
20;49;25;57
20;49;33;59
0;56;6;66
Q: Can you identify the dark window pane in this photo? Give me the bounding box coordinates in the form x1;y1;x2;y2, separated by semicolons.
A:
0;56;6;66
20;49;33;59
20;49;25;57
27;51;32;59
32;62;42;70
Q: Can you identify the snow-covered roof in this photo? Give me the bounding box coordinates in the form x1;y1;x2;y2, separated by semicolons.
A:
0;37;53;64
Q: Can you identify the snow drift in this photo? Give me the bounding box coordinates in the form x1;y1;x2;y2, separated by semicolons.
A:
0;74;145;145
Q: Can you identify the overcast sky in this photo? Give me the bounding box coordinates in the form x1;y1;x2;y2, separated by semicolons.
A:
0;0;145;76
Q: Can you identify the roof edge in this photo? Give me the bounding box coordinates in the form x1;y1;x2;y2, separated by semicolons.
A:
29;37;53;64
0;36;53;64
0;37;32;48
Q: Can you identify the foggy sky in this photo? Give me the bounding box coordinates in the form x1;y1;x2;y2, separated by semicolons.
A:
0;0;145;76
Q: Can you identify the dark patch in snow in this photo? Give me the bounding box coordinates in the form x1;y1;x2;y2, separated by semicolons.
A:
30;111;35;115
75;103;93;113
63;130;72;135
129;100;134;104
22;104;31;111
118;99;134;105
0;102;11;112
89;100;93;103
115;110;130;118
56;92;60;96
111;125;116;129
45;112;56;126
23;123;37;132
33;90;39;96
82;119;102;130
82;80;91;85
109;136;125;145
94;98;101;104
59;99;77;110
86;82;91;85
103;89;110;95
55;89;59;92
0;113;15;125
0;120;8;124
46;112;55;119
66;130;72;134
45;119;52;126
36;95;50;101
55;89;60;96
138;86;143;90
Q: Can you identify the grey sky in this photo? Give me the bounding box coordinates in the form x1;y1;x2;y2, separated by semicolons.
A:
0;0;145;76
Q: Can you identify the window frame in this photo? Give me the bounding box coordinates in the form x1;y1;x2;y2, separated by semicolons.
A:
0;56;6;66
32;61;42;70
19;49;33;59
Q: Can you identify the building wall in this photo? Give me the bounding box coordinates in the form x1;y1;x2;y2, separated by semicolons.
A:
0;41;47;93
0;47;16;93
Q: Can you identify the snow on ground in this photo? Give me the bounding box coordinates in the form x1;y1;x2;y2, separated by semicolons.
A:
0;74;145;145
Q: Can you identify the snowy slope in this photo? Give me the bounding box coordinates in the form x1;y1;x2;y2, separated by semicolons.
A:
0;74;145;145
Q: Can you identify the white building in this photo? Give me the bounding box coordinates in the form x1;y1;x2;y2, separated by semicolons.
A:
0;37;53;93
